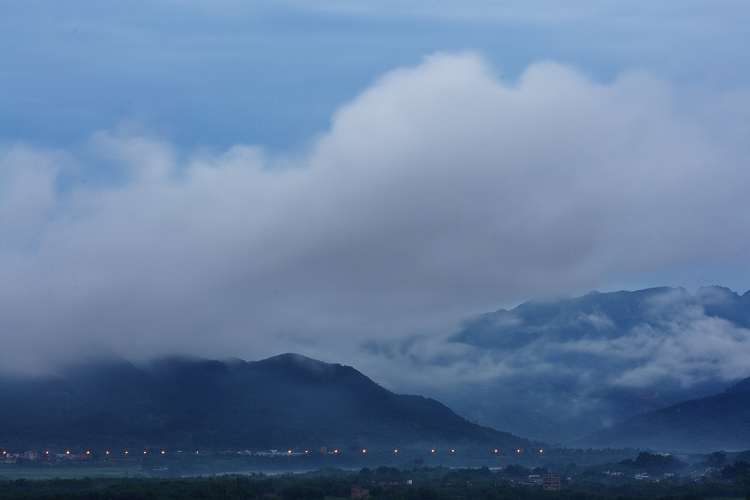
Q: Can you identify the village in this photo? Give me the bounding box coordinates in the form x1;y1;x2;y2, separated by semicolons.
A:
2;446;738;488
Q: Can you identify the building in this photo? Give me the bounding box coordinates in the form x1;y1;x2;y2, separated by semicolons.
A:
542;473;561;491
351;485;370;499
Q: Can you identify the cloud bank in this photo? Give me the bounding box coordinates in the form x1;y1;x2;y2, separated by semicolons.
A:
447;287;750;389
1;53;749;381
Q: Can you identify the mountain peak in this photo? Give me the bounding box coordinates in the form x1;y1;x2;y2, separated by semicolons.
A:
0;355;534;451
265;352;333;370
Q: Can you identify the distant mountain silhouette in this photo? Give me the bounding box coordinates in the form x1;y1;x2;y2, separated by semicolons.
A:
425;286;750;443
0;354;534;452
577;376;750;453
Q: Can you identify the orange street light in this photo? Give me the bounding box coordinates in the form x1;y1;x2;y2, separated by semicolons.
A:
539;449;543;453
362;449;366;453
161;451;165;454
334;450;338;453
394;450;398;453
517;449;520;453
431;449;435;453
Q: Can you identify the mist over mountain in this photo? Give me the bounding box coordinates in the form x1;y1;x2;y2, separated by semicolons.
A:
2;286;747;452
413;286;750;443
0;354;534;453
578;375;750;453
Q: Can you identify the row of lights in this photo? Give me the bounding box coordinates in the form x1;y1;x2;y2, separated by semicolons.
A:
118;450;167;455
4;448;543;455
245;449;532;456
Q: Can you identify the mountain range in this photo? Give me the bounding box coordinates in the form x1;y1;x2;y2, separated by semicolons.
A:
0;353;533;453
2;286;748;455
420;286;750;443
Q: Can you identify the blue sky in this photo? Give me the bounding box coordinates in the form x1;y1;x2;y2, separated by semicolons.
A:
2;1;750;387
4;1;748;152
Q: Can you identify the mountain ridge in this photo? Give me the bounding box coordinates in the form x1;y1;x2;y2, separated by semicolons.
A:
577;373;750;453
0;353;536;453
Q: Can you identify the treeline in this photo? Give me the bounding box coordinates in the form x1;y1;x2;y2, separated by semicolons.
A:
1;464;750;500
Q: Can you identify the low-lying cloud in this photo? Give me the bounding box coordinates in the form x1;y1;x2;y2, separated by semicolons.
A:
387;287;750;440
1;53;749;384
430;287;750;388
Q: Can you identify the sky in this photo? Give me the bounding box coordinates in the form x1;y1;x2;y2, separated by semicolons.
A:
2;1;750;388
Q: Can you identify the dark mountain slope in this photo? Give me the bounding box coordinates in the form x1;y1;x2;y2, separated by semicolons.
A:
578;376;750;453
0;354;534;452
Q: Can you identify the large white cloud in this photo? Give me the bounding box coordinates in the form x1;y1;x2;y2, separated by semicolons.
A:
0;52;748;379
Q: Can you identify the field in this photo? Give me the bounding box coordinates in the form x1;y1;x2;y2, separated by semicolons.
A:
0;463;145;480
0;463;749;500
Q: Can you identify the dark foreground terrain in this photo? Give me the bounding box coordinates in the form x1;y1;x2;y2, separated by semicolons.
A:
2;450;750;500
